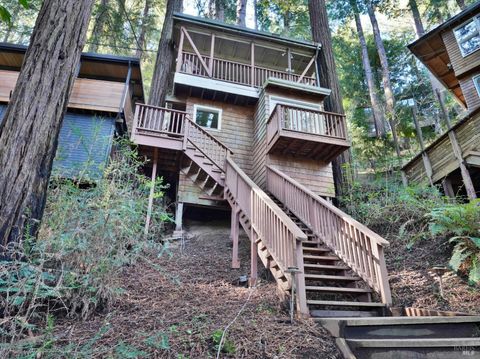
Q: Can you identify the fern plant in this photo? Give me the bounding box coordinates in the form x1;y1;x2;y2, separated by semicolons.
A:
429;199;480;284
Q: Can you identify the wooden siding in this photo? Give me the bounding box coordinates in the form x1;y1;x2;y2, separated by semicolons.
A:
251;88;269;188
442;28;480;79
0;69;125;113
267;154;335;197
185;98;254;175
459;72;480;111
404;111;480;184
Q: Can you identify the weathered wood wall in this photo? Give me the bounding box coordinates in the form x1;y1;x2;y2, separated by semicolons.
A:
0;69;125;113
442;27;480;78
459;72;480;111
404;112;480;184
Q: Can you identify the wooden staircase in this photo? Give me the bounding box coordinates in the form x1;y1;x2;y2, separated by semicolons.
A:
270;195;388;318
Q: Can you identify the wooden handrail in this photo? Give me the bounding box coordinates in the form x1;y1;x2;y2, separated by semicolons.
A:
185;116;234;155
266;165;392;304
225;157;308;314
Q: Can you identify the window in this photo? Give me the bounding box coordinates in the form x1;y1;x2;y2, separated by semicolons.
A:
474;75;480;96
193;105;222;130
454;17;480;57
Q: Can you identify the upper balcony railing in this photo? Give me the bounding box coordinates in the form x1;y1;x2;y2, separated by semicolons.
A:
267;104;348;144
178;51;317;88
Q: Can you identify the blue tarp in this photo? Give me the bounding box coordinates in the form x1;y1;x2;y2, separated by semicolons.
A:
0;105;115;180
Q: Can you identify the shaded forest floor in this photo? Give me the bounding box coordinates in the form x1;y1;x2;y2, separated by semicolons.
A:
384;230;480;314
53;220;340;358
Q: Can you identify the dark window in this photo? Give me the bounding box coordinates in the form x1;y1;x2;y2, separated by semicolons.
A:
454;17;480;57
195;107;221;130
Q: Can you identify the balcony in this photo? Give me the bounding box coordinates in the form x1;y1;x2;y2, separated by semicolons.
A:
266;104;350;162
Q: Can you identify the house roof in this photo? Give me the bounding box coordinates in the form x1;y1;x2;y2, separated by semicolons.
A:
0;42;144;100
173;12;319;51
408;2;480;107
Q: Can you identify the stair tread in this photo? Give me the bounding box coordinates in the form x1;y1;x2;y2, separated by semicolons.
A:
305;274;361;281
302;247;330;252
305;286;372;293
304;264;349;270
307;300;385;307
304;255;340;261
346;337;480;348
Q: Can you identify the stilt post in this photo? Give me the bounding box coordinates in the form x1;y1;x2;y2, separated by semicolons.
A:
145;148;158;235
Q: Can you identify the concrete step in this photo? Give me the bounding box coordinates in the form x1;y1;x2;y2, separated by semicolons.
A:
347;337;480;359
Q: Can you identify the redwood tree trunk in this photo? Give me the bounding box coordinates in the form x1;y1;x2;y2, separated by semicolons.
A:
456;0;466;10
365;0;402;162
136;0;152;59
351;4;386;137
0;0;94;252
88;0;109;53
149;0;183;106
308;0;351;196
236;0;247;26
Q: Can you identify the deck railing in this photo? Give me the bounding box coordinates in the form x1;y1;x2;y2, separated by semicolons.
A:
179;51;317;88
266;166;392;304
225;157;308;314
267;104;348;145
132;103;233;170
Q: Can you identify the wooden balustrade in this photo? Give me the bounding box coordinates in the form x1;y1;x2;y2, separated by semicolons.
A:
266;166;392;304
183;118;233;170
179;51;317;88
225;157;308;314
135;104;186;136
268;104;348;141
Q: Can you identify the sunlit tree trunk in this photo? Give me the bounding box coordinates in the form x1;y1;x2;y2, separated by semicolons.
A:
88;0;109;53
0;0;94;253
214;0;225;21
409;0;443;134
308;0;351;196
136;0;152;59
365;0;402;164
149;0;183;106
351;1;386;138
236;0;247;26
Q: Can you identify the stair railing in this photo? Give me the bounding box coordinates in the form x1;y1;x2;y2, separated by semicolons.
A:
266;165;392;305
225;157;309;314
183;117;233;171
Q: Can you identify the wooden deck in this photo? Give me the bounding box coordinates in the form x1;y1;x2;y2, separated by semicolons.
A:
266;104;350;163
402;110;480;187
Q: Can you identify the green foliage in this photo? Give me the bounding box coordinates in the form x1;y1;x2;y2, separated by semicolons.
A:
0;0;29;23
0;139;171;354
429;200;480;284
211;329;236;355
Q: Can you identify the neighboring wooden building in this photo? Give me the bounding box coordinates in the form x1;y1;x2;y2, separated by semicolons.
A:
132;14;392;318
405;3;480;198
0;42;144;179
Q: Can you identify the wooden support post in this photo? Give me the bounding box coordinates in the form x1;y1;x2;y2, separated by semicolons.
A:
231;207;240;269
209;33;215;74
287;47;292;81
175;28;185;72
442;177;456;199
294;240;309;316
412;104;434;186
250;42;255;87
145;148;158;235
249;230;258;286
436;90;477;199
174;202;184;232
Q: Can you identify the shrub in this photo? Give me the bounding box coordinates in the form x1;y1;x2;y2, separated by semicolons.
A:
429;199;480;284
0;139;171;346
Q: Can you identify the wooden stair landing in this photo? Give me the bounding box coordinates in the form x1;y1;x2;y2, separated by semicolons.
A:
268;194;387;318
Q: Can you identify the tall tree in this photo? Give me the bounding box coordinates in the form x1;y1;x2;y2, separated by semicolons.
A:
0;0;94;252
89;0;110;53
350;0;386;137
308;0;352;196
149;0;183;106
456;0;466;10
136;0;152;58
236;0;247;26
216;0;226;21
364;0;402;164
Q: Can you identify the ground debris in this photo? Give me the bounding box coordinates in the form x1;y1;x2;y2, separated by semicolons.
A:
55;220;340;358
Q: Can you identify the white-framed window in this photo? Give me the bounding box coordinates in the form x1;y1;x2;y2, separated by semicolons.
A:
193;104;222;130
454;16;480;57
473;74;480;96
